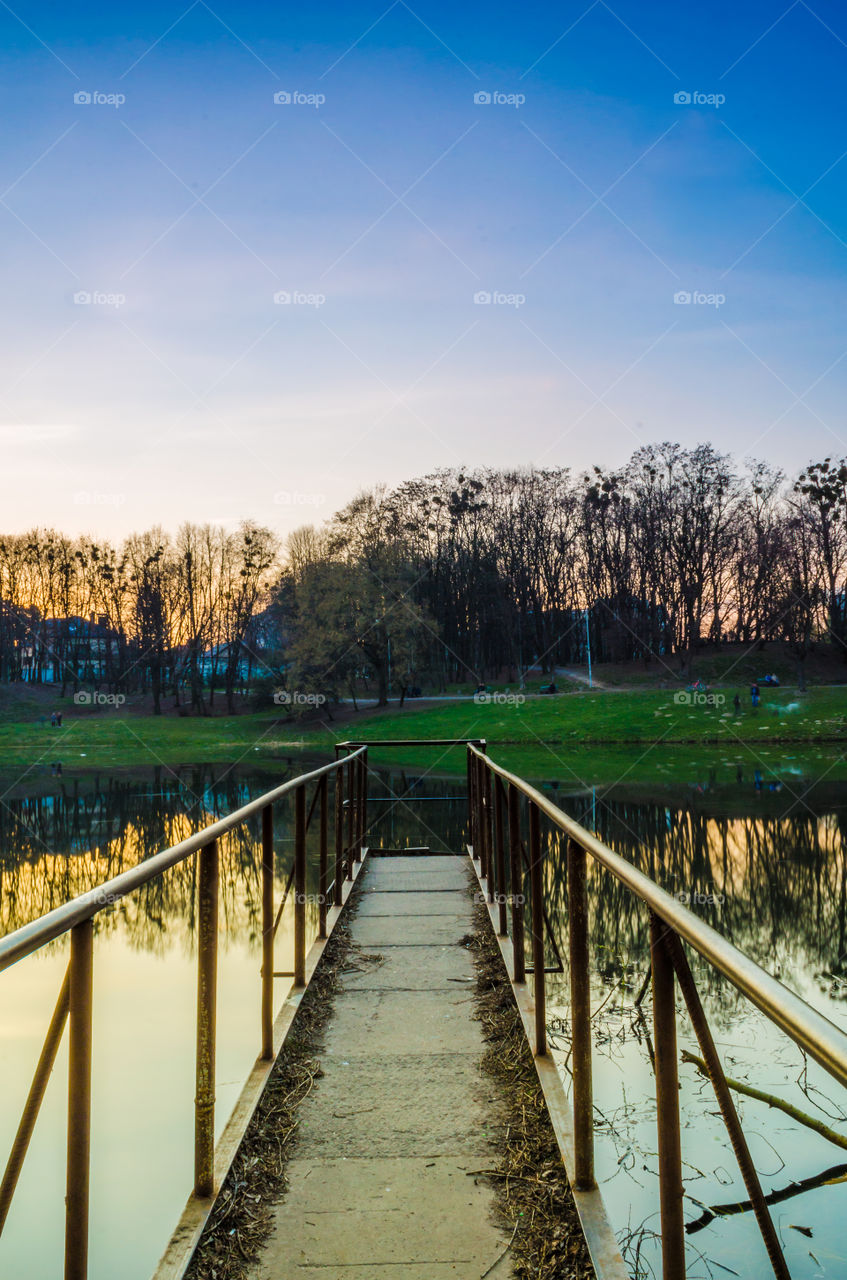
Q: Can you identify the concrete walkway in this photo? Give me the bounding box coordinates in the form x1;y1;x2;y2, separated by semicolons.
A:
253;853;510;1280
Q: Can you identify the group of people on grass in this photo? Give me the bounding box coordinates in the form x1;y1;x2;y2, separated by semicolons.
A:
734;676;778;713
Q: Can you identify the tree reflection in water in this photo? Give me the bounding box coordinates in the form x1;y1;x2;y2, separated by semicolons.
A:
1;761;847;1278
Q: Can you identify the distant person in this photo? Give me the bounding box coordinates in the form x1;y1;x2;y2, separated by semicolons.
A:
57;712;63;727
751;683;760;710
733;694;741;715
50;711;57;727
56;761;62;776
754;768;763;792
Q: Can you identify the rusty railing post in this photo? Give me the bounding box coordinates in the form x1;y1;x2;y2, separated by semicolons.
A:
355;754;363;856
469;750;478;856
477;756;488;880
195;839;219;1199
261;804;274;1060
482;763;494;903
665;932;790;1280
528;801;546;1055
0;968;70;1236
318;775;329;938
334;757;345;902
360;750;368;852
466;746;474;850
476;742;488;875
349;756;358;864
65;919;93;1280
346;755;355;879
294;785;307;987
358;753;366;860
650;913;685;1280
508;784;526;984
469;754;478;863
567;838;595;1189
494;776;507;935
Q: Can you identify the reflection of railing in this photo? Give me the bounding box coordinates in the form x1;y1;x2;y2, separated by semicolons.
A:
0;747;368;1280
466;744;847;1280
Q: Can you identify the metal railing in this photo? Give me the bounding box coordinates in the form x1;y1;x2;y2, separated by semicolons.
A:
466;744;847;1280
0;747;368;1280
6;732;847;1280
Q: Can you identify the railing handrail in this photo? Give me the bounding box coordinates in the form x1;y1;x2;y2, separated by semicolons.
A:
0;747;366;974
468;743;847;1090
338;738;486;747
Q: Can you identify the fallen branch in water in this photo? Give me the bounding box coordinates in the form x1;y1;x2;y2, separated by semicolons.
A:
686;1161;847;1234
682;1050;847;1151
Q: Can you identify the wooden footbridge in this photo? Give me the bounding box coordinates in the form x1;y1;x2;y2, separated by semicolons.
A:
2;740;847;1279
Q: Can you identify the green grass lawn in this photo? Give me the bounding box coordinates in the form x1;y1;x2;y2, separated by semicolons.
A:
304;687;847;746
0;707;287;768
1;684;845;776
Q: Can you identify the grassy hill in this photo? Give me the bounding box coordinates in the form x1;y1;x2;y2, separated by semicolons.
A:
1;681;845;774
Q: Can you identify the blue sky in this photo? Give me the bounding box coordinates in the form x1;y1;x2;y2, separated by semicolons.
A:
2;1;847;536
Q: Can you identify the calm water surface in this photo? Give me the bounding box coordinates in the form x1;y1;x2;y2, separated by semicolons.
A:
0;753;845;1279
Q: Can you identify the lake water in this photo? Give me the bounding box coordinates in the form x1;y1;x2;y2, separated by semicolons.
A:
0;753;845;1278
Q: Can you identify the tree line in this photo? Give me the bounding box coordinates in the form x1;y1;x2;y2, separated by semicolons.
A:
0;522;278;713
280;444;847;701
2;444;846;711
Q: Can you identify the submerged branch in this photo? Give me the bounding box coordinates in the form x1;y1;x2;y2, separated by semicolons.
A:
682;1050;847;1152
686;1161;847;1234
